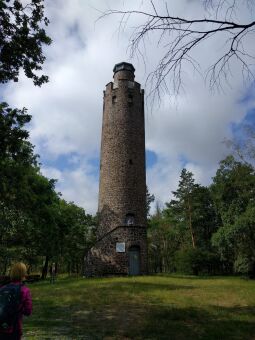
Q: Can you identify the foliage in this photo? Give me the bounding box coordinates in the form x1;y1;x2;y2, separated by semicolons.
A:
57;200;96;274
0;0;51;86
0;3;95;277
0;0;95;278
148;207;180;273
174;248;220;275
164;169;218;250
0;103;37;205
147;171;219;274
1;0;254;279
0;102;33;162
0;103;94;276
210;156;255;273
212;204;255;274
211;155;255;225
190;185;219;249
148;156;254;276
166;168;198;248
146;185;155;217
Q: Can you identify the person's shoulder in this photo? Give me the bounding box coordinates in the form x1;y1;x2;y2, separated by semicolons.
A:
10;280;21;284
21;283;31;295
21;283;30;290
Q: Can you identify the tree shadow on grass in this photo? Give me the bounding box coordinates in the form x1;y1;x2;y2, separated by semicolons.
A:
158;274;234;280
24;277;255;339
24;298;255;340
30;279;196;307
139;305;255;340
92;280;195;292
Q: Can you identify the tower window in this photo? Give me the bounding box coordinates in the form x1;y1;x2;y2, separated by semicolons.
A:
128;94;133;103
129;159;133;165
125;213;135;226
128;94;133;107
128;81;135;88
112;96;117;104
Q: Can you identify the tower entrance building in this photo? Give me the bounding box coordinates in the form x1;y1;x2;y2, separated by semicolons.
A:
85;62;147;276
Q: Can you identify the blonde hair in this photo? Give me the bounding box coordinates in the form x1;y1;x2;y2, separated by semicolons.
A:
10;262;27;281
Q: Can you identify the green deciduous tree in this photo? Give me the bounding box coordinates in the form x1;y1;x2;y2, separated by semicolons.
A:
211;155;255;225
0;102;37;208
147;157;255;276
0;0;51;85
0;102;39;272
211;156;255;274
0;0;55;275
148;204;180;273
57;200;95;275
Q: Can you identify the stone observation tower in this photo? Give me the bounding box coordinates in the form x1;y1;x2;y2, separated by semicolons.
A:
85;62;147;276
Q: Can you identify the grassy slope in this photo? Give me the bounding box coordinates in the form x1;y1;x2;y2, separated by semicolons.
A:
24;275;255;339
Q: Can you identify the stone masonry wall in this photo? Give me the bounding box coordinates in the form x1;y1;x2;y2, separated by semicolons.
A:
98;68;146;237
85;63;147;276
85;226;147;276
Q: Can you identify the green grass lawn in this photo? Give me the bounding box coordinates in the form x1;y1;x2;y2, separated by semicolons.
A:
23;275;255;339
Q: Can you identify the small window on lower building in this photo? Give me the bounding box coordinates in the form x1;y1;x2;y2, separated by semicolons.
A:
125;213;135;226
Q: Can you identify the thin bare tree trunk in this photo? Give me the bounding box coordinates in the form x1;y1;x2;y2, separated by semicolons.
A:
41;255;49;279
188;198;196;249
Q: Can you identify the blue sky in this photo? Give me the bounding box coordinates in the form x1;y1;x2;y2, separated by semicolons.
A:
3;0;255;213
41;150;158;175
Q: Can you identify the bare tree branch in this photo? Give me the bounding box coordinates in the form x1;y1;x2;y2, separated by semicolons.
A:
224;121;255;166
99;0;255;102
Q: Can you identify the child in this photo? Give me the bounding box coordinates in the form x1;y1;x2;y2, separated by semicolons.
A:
0;262;32;339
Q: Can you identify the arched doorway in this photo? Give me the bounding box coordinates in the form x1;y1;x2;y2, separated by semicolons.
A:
128;245;140;275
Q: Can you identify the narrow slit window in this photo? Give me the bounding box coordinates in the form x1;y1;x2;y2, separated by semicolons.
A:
128;81;134;88
128;94;133;103
112;96;117;104
128;94;133;107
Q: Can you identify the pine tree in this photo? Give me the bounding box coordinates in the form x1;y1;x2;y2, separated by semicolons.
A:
167;169;198;248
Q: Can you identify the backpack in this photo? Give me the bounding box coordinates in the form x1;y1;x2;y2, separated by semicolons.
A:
0;283;22;331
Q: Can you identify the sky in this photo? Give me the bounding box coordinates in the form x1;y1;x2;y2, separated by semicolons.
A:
3;0;255;214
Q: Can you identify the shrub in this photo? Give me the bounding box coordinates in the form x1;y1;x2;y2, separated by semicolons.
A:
174;248;220;275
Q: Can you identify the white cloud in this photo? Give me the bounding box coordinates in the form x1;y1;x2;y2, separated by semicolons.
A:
3;0;255;214
41;162;98;215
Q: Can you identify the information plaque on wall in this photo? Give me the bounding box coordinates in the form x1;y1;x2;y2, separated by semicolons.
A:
116;242;125;253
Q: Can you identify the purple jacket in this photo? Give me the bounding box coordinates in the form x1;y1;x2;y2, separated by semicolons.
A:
1;281;32;338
